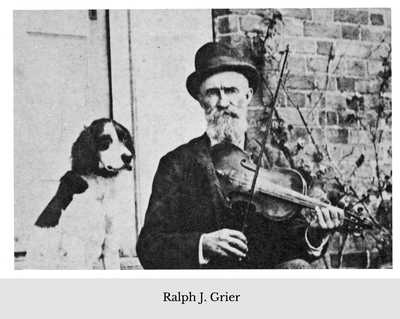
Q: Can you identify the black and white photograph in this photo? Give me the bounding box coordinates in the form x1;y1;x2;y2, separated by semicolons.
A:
14;8;392;270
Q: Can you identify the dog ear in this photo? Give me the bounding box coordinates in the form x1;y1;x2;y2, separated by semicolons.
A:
71;126;99;175
114;122;135;156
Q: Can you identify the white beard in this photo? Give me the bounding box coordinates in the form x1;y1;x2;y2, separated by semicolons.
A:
205;109;247;148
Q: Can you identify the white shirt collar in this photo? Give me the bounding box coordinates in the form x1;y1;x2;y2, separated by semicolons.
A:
206;132;245;150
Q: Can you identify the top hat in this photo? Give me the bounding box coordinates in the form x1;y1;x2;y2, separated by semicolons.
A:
186;42;260;100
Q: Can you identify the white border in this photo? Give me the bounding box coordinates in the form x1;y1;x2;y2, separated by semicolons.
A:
3;1;398;278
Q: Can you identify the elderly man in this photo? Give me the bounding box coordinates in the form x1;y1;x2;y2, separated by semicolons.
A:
136;42;344;269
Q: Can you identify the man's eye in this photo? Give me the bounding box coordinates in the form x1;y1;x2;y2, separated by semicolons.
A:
224;87;237;95
205;89;219;97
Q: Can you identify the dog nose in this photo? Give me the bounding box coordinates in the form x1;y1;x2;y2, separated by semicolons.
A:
121;154;133;164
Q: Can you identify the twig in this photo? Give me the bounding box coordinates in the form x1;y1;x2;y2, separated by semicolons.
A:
337;233;348;268
283;86;323;158
309;43;335;112
372;139;383;200
371;47;391;200
338;146;355;165
323;145;345;181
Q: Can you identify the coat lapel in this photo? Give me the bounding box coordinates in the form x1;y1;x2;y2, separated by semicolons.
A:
189;134;230;227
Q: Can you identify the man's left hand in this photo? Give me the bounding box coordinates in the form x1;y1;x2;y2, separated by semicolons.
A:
310;206;345;230
306;206;345;247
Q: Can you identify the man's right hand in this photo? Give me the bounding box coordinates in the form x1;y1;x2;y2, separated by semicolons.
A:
202;228;248;260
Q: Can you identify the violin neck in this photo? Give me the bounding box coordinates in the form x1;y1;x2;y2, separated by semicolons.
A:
256;179;333;211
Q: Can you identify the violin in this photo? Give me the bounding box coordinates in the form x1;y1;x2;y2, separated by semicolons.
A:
210;142;373;232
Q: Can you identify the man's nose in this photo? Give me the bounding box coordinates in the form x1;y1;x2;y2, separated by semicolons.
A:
217;90;229;109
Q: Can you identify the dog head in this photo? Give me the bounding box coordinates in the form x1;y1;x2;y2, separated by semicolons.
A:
71;118;135;177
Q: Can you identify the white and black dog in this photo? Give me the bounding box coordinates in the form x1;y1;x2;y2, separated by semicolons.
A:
27;118;135;269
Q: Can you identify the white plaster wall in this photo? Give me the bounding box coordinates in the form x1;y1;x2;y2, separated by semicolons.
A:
129;10;213;227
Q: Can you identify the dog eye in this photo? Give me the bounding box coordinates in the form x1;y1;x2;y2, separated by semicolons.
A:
98;142;109;150
97;136;112;150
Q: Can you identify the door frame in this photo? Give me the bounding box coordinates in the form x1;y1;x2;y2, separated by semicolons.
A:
108;10;141;240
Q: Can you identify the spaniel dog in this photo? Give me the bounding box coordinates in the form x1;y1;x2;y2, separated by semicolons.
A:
26;118;135;269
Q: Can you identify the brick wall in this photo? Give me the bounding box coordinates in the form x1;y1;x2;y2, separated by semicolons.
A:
213;8;392;267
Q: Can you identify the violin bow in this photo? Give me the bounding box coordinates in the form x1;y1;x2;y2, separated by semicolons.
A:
242;45;290;233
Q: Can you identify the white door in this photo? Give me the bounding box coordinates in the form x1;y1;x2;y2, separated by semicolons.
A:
14;10;138;260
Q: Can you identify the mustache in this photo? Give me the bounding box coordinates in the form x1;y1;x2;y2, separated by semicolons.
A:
207;108;239;119
220;110;239;119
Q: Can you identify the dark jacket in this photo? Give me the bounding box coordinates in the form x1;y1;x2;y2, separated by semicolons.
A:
136;134;321;269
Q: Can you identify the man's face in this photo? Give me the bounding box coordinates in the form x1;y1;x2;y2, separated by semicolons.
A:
197;71;253;145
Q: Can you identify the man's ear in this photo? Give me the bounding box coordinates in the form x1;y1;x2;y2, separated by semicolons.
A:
245;88;254;102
